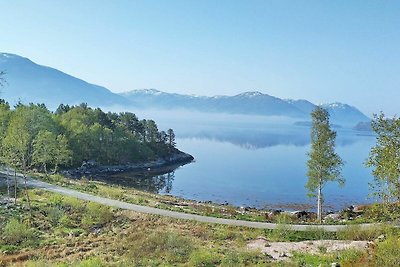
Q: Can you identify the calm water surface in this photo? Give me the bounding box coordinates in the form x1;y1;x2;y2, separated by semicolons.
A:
107;110;376;210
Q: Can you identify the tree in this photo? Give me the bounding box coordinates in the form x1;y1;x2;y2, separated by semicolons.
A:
167;128;176;148
2;104;56;209
145;120;159;143
32;131;72;174
2;109;31;207
32;131;55;174
0;100;11;198
306;107;344;223
366;113;400;203
53;134;72;172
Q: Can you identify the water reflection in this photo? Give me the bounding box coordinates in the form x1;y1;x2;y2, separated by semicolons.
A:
83;111;376;209
178;126;373;150
93;170;176;194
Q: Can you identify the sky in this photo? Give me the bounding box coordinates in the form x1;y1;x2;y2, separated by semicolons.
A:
1;0;399;116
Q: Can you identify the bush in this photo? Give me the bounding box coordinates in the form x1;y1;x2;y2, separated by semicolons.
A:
127;231;194;264
76;257;105;267
59;214;73;228
220;250;267;266
374;236;400;266
47;206;65;226
2;218;33;245
189;249;221;267
337;224;389;241
82;202;113;228
49;194;64;207
62;196;83;211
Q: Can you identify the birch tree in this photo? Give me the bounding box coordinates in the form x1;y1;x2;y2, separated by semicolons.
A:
306;107;344;223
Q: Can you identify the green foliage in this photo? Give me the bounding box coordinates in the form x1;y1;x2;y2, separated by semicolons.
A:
306;107;344;222
2;218;33;245
62;196;82;211
126;231;194;264
373;236;400;266
220;250;267;266
76;257;105;267
189;248;222;266
46;206;66;226
364;202;400;222
366;112;400;202
82;202;112;228
0;102;178;173
337;224;391;241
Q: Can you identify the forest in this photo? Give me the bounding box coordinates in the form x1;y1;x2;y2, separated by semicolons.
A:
0;100;178;174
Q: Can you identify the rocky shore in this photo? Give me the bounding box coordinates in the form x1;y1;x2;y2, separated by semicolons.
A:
61;150;194;178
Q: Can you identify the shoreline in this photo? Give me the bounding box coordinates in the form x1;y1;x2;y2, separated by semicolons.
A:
61;150;194;178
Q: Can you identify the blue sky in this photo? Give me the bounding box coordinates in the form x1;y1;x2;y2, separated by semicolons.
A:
1;0;399;115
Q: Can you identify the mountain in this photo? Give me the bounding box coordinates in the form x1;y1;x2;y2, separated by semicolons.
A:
121;89;370;125
0;52;370;125
0;53;129;109
320;103;370;124
121;90;310;117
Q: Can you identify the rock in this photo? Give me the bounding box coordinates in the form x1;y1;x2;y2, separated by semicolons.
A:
374;234;385;243
291;210;315;220
353;204;368;213
325;213;341;221
265;209;283;220
279;252;288;257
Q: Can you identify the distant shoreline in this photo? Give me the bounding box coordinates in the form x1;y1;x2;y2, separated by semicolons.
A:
62;150;194;178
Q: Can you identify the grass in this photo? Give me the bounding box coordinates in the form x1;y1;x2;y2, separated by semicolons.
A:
29;172;303;224
2;185;400;266
2;172;400;267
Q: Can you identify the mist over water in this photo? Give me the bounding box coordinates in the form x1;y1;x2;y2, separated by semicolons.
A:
106;108;376;210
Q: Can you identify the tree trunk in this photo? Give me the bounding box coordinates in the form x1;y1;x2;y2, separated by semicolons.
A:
6;168;10;199
14;169;17;204
317;182;323;224
22;160;33;219
43;163;47;177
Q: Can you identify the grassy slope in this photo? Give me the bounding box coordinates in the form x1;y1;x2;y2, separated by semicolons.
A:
1;184;399;266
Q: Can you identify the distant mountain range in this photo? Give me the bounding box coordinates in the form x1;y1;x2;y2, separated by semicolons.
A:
0;52;370;125
0;53;129;109
121;89;370;125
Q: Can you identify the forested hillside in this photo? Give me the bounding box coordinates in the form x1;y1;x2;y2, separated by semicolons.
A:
0;101;179;173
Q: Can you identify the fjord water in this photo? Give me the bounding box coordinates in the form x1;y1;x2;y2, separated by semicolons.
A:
122;110;375;210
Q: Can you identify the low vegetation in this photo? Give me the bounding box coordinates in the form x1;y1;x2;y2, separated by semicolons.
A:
1;185;400;266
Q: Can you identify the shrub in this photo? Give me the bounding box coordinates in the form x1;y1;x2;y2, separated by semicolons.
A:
82;202;113;228
127;231;194;264
62;196;83;211
220;250;267;266
59;214;73;228
76;257;105;267
374;236;400;266
337;224;389;241
47;206;65;226
49;194;64;207
2;218;33;245
338;249;366;266
189;249;221;267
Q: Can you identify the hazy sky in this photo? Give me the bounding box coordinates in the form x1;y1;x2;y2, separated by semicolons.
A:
1;1;399;116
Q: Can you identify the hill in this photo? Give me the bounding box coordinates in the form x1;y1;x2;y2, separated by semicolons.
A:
0;53;129;109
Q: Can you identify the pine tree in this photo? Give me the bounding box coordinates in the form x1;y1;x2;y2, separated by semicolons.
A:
306;107;344;223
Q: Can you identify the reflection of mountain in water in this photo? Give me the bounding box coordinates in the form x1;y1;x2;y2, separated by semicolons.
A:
178;127;373;150
94;171;175;194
